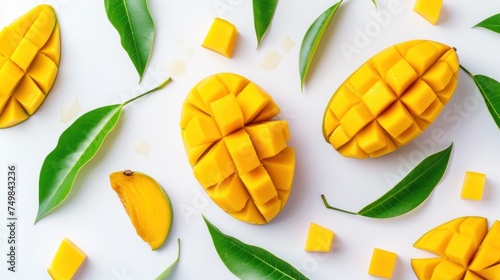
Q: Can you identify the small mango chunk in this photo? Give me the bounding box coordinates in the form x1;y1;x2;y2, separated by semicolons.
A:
461;171;486;201
323;40;458;158
412;216;500;279
0;4;61;128
414;0;443;25
202;17;238;58
304;223;334;252
181;73;295;224
368;248;398;279
48;238;86;280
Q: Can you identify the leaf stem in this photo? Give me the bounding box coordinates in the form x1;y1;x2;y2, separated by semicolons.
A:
459;64;474;79
320;195;358;215
123;77;172;106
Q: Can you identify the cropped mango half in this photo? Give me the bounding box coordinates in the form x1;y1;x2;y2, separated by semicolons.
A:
412;216;500;280
0;4;60;128
181;73;295;224
323;40;459;158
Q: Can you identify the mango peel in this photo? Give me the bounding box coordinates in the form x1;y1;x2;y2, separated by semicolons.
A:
0;4;61;128
180;73;295;224
412;216;500;279
323;40;459;158
110;170;173;250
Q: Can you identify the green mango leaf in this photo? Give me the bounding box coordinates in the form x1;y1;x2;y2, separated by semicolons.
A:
299;1;343;89
253;0;279;47
36;79;171;223
155;239;181;280
203;216;308;280
104;0;155;80
460;65;500;129
322;143;453;218
473;14;500;34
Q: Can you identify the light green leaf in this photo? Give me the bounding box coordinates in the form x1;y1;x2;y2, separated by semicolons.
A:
322;144;453;218
460;65;500;129
203;216;308;280
473;13;500;34
253;0;279;47
155;239;181;280
104;0;155;80
36;79;171;223
299;1;343;89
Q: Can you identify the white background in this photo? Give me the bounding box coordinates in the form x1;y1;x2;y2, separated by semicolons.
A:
1;0;500;279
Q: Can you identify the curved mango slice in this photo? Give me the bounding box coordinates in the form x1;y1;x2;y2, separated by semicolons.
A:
181;73;295;224
412;216;500;280
0;4;60;128
323;40;459;158
109;170;173;250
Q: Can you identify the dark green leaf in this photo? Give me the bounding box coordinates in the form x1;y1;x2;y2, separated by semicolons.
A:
473;14;500;34
36;79;171;223
253;0;279;47
155;239;181;280
203;216;308;280
460;65;500;129
299;1;343;89
322;144;453;218
104;0;155;80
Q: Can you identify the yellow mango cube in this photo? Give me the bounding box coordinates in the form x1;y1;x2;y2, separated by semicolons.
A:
368;248;398;279
432;260;466;280
411;258;443;280
202;17;238;58
414;0;443;25
444;233;476;267
304;223;334;252
48;238;86;280
461;171;486;200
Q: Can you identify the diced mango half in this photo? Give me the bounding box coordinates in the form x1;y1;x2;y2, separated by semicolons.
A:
202;17;238;58
412;216;500;280
48;238;86;280
181;73;295;224
461;171;486;201
323;40;459;158
414;0;443;25
368;248;398;279
0;4;60;128
304;222;335;252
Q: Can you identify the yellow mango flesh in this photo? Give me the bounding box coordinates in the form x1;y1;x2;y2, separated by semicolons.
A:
323;40;459;158
414;0;443;25
412;216;500;280
47;238;86;280
304;222;335;252
0;4;60;128
202;17;238;58
109;170;173;250
181;73;295;224
461;171;486;201
368;248;398;279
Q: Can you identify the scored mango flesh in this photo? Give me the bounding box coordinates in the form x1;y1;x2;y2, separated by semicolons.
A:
323;40;459;158
0;4;60;128
181;73;295;224
412;216;500;280
109;170;173;250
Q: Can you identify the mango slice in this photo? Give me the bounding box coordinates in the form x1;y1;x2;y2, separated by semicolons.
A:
181;73;295;224
202;17;238;58
323;40;459;158
412;216;500;280
414;0;443;25
47;238;86;280
368;248;398;279
109;170;173;250
0;4;60;128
